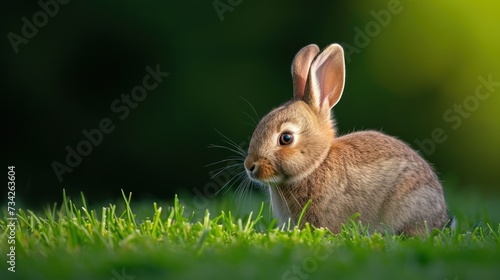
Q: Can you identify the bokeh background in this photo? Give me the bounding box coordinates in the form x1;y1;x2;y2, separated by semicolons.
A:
2;0;499;208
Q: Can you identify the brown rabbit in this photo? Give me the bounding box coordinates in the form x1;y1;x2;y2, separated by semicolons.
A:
243;44;448;235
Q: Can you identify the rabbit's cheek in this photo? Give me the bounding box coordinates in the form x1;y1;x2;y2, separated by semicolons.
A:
276;149;305;177
255;160;276;180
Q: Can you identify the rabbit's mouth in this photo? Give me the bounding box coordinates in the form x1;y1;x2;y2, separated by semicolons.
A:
244;161;284;185
247;172;284;186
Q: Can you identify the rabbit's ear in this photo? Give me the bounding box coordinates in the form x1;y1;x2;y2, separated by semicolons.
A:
307;44;345;111
291;44;320;100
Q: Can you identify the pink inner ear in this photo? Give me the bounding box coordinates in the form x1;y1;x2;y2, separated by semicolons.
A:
292;45;320;100
310;44;345;110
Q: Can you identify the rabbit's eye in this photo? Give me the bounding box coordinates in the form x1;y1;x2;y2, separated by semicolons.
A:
279;133;294;145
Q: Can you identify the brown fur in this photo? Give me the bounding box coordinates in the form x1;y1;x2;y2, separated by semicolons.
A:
244;44;448;235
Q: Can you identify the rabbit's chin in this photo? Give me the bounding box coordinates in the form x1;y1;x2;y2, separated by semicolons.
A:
247;170;311;187
247;173;285;186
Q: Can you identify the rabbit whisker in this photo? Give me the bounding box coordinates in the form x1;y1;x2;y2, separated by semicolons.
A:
205;156;244;167
242;121;256;128
209;164;243;180
237;178;251;212
274;182;293;228
289;191;302;215
208;144;247;158
213;129;248;153
239;96;260;123
214;170;245;196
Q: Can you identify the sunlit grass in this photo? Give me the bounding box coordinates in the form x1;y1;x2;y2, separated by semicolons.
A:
1;189;499;280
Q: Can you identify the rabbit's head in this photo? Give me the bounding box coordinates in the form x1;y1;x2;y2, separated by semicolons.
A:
244;44;346;186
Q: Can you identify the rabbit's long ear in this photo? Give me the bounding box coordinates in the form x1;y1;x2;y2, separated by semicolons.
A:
291;44;320;100
306;44;345;112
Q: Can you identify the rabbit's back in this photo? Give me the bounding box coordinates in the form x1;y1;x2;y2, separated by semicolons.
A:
304;130;448;234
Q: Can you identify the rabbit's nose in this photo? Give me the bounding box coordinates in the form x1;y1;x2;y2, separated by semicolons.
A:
248;163;256;172
245;162;260;179
244;158;255;172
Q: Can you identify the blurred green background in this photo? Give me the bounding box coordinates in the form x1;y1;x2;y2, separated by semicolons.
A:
2;0;499;207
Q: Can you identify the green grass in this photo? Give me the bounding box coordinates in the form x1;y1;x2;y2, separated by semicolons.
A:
1;189;500;280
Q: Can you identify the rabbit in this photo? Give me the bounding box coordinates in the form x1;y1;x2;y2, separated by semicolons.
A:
243;43;448;236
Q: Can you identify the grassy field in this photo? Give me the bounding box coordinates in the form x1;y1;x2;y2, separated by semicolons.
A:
1;187;500;280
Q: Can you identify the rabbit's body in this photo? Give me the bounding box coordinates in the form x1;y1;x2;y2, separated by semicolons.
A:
244;44;448;235
269;129;447;235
